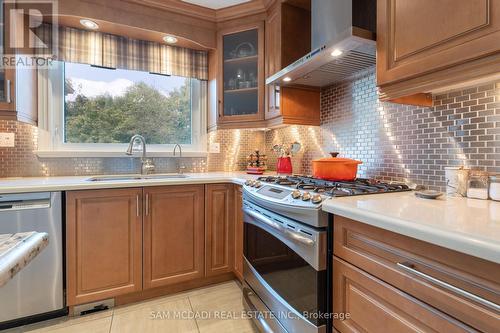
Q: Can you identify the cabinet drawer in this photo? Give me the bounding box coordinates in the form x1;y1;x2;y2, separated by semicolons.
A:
333;257;474;333
333;216;500;333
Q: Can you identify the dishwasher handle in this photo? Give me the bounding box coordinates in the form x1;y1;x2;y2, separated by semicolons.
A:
0;194;52;210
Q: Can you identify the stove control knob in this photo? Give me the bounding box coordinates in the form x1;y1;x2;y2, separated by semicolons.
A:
311;194;323;204
301;191;311;201
291;190;302;199
245;180;254;186
254;181;262;188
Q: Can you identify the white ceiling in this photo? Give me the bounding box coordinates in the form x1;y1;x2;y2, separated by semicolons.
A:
181;0;251;10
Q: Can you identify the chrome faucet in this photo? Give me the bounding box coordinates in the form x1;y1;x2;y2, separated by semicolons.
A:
173;144;186;174
126;135;155;175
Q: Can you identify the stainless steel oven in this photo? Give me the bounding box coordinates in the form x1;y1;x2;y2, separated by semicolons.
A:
242;197;328;333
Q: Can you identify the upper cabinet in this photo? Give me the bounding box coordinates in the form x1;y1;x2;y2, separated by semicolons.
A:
377;0;500;105
208;0;320;131
265;0;320;126
0;2;38;125
214;22;266;129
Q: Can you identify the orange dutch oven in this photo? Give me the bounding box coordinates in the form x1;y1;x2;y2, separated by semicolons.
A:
312;153;362;181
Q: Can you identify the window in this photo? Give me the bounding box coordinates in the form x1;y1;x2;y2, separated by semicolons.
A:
38;61;207;156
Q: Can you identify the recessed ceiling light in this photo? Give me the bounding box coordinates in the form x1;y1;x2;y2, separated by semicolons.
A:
331;49;343;57
283;77;292;82
79;19;99;30
163;35;178;44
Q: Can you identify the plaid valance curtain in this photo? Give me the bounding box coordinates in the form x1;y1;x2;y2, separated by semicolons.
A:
37;24;208;80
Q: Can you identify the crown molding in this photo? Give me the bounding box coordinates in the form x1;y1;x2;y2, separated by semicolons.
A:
123;0;275;22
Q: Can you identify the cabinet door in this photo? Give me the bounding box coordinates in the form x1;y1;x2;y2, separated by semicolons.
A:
205;184;234;276
333;257;474;333
66;188;143;306
377;0;500;86
0;68;16;114
217;22;265;124
143;185;205;289
233;186;243;281
265;2;282;121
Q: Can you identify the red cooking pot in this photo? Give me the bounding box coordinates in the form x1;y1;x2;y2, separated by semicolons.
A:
311;152;362;181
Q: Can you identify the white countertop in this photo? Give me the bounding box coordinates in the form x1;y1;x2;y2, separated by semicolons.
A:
0;172;261;194
0;232;49;287
322;192;500;264
1;173;498;264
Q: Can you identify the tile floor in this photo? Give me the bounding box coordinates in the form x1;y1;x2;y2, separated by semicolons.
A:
6;280;258;333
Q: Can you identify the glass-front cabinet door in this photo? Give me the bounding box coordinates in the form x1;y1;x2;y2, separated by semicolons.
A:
218;22;264;125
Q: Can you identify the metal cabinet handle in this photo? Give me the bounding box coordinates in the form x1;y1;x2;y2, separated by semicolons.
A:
218;100;222;117
136;195;140;217
6;79;11;103
397;262;500;312
145;193;149;216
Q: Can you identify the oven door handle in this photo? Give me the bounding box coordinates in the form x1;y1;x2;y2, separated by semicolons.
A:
244;208;315;246
284;229;315;245
244;208;283;232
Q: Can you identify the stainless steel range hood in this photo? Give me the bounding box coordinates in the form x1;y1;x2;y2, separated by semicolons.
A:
266;0;376;87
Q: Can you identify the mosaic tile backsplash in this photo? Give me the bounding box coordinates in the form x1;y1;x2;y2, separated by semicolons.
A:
0;68;498;191
267;70;500;191
0;120;208;177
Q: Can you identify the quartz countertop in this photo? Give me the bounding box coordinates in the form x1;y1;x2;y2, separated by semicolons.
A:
0;232;49;287
0;172;263;194
322;192;500;264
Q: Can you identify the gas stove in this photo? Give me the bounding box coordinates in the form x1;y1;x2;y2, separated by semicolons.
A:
243;175;410;227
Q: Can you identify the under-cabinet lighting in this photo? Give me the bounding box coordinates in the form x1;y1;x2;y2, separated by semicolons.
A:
283;77;292;82
80;19;99;30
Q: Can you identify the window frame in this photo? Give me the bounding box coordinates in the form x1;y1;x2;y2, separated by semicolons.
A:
36;61;208;158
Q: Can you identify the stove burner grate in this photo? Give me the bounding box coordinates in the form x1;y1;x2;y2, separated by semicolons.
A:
256;175;410;197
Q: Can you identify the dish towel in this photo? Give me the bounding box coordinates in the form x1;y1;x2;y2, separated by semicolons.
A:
0;232;49;287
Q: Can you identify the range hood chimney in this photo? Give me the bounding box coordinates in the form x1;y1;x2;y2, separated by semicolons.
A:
266;0;376;88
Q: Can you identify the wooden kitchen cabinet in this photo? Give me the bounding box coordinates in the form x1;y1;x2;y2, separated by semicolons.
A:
0;3;38;124
234;185;244;281
333;258;475;333
265;0;319;126
333;216;500;333
205;184;235;276
377;0;500;104
66;188;143;306
0;65;38;124
143;185;205;289
214;22;266;129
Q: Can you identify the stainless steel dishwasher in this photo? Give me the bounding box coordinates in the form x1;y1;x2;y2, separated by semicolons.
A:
0;192;66;328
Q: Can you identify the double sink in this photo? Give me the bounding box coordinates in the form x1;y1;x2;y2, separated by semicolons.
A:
87;174;189;182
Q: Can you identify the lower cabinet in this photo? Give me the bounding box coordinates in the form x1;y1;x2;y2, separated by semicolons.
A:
143;185;205;289
333;258;473;333
205;184;235;277
333;216;500;333
234;185;244;281
66;188;143;306
66;184;238;306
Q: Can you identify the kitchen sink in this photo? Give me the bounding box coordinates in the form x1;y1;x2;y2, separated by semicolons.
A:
86;174;189;182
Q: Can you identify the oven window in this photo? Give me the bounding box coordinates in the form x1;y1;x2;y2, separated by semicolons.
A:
244;222;326;326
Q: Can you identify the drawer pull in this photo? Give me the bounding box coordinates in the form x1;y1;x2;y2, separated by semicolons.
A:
397;262;500;312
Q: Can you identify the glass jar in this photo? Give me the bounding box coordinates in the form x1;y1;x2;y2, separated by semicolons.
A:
489;175;500;201
466;171;489;200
